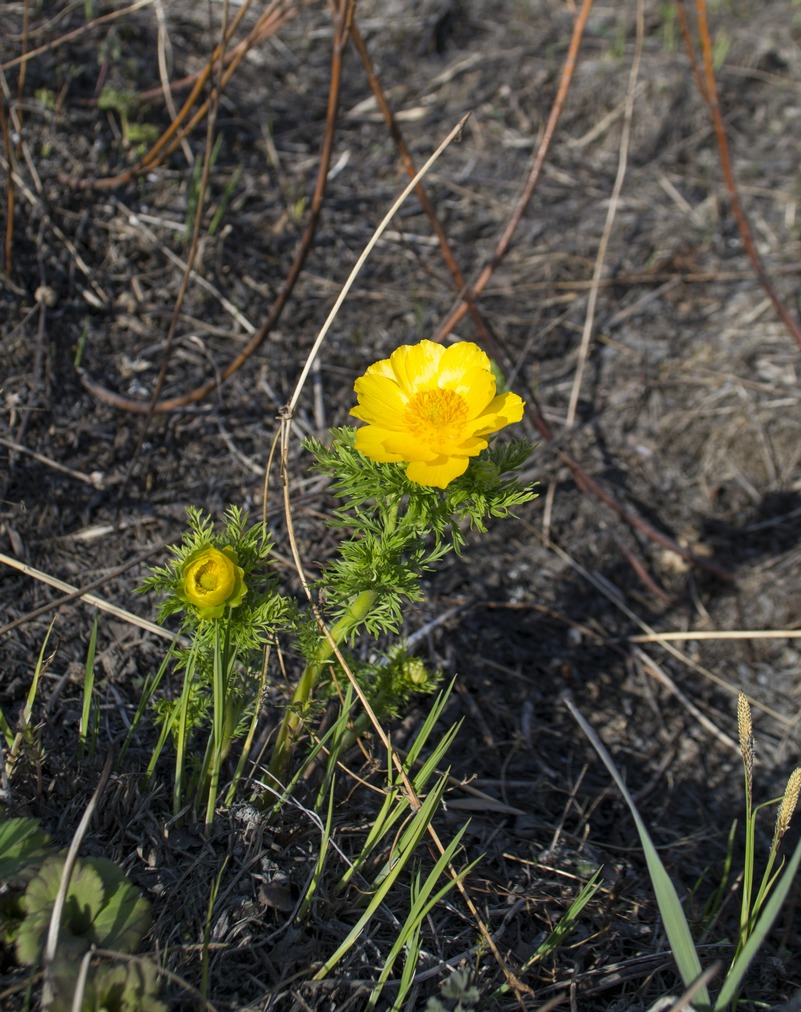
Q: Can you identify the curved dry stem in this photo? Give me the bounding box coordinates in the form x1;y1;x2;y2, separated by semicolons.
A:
72;0;284;191
349;18;495;350
0;0;157;74
286;111;470;416
42;751;115;1007
119;4;232;491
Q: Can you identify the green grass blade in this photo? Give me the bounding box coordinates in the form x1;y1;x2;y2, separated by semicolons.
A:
0;708;14;750
200;858;228;1003
204;624;225;827
313;773;449;979
8;619;55;767
567;699;710;1009
389;897;423;1012
714;834;801;1010
523;865;604;969
226;646;271;806
367;823;476;1009
119;643;176;764
297;771;337;921
403;681;456;769
78;613;98;756
339;708;460;892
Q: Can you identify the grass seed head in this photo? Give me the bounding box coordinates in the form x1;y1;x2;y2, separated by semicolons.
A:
774;767;801;844
737;691;755;803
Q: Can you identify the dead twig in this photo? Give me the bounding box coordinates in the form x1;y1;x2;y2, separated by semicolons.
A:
79;0;345;412
566;0;644;426
686;0;801;349
0;0;157;73
433;0;594;342
42;751;115;1009
70;0;297;191
348;17;496;350
0;550;180;643
118;0;231;491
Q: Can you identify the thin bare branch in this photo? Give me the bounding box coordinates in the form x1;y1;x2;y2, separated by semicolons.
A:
434;0;595;341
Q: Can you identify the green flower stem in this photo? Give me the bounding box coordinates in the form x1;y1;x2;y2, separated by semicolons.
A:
225;647;271;806
269;588;378;783
173;647;198;816
204;624;226;828
734;794;785;966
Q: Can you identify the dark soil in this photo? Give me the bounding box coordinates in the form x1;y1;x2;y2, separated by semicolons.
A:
2;0;801;1009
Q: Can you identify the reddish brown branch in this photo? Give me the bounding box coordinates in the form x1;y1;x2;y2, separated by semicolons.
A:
529;407;730;582
72;1;297;192
348;18;497;351
691;0;801;349
434;0;595;342
672;0;708;102
80;0;355;412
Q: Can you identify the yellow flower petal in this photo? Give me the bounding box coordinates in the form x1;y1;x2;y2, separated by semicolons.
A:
464;391;525;436
179;545;247;619
449;367;496;414
355;425;407;462
452;434;489;454
352;373;409;426
381;430;439;462
438;342;492;387
406;455;470;489
388;340;444;395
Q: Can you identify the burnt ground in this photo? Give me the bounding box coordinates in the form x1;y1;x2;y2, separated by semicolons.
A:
2;0;801;1008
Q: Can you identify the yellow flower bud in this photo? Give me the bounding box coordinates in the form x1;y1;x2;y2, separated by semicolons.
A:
180;545;247;619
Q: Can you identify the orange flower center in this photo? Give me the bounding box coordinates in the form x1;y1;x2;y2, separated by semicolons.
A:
405;388;469;444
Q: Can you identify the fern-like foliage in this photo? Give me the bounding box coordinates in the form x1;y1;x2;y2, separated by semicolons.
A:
306;427;538;635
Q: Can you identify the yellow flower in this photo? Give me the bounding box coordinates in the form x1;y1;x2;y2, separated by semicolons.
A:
350;340;525;488
179;545;247;620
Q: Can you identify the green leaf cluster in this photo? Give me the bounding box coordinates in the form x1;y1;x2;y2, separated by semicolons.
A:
319;645;442;723
0;817;162;1011
138;506;293;751
426;968;480;1012
307;428;537;636
16;854;150;965
139;505;290;642
569;697;801;1012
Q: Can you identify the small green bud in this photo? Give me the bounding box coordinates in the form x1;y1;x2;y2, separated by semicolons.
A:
469;459;501;487
401;656;429;687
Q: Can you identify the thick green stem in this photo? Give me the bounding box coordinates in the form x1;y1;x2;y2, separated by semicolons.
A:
270;588;378;782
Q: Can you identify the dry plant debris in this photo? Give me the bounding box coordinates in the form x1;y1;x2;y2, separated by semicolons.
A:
2;0;801;1008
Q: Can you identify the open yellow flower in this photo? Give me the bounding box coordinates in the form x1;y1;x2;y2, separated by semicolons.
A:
179;545;247;620
350;340;525;488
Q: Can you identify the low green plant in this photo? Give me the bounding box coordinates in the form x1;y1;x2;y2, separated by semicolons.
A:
184;133;244;241
568;692;801;1011
0;620;54;785
136;504;293;825
137;346;537;825
269;425;536;781
0;817;161;1012
129;337;537;1002
426;967;481;1012
78;614;99;760
96;87;159;151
